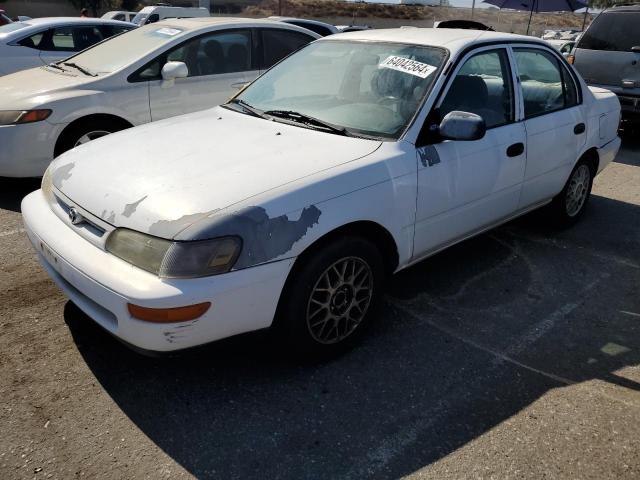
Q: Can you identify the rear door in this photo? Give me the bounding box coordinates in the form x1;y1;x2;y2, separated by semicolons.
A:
573;10;640;91
148;29;254;121
513;46;586;208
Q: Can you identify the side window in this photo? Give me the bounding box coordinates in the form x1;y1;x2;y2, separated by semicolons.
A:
440;49;514;129
289;21;331;37
166;30;252;77
261;29;314;69
513;48;577;118
113;13;125;21
146;14;160;25
133;30;253;82
18;30;47;50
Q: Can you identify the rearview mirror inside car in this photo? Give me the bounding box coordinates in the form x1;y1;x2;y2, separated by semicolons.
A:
438;111;486;141
161;61;189;82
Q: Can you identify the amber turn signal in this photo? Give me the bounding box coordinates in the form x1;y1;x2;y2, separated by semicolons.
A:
128;302;211;323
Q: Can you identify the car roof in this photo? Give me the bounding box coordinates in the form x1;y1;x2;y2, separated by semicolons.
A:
152;16;322;34
323;28;548;53
0;17;135;41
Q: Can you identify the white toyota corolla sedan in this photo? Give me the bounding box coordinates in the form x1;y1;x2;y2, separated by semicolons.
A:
0;17;318;177
22;28;621;355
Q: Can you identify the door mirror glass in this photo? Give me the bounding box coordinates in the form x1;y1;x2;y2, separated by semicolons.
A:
439;111;486;141
161;61;188;81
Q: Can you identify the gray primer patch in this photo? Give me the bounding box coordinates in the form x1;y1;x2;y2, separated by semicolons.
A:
187;205;322;269
122;195;148;218
52;162;75;187
417;145;440;167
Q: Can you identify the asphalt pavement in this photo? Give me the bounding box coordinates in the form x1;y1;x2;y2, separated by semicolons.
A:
0;137;638;479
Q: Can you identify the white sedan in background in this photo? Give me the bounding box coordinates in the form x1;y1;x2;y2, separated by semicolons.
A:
0;17;135;76
0;17;318;177
22;29;620;355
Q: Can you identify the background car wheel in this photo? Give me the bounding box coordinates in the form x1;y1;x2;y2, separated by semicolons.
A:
548;158;594;227
277;236;385;358
55;117;130;157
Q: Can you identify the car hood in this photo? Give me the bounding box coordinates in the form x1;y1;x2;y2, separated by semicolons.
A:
52;106;382;239
0;66;97;108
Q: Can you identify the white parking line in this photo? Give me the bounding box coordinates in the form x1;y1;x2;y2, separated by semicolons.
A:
0;228;26;238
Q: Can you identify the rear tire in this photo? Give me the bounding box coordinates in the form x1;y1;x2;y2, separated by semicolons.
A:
548;159;594;227
277;236;385;358
55;118;130;157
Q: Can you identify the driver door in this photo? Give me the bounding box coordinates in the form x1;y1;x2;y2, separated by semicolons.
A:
413;47;527;258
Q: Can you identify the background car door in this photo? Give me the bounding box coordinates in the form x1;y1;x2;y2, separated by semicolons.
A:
512;47;586;208
149;29;255;121
258;27;316;74
413;47;527;258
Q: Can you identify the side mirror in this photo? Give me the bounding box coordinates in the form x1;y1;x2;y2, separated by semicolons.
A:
161;61;188;81
631;46;640;53
438;111;486;141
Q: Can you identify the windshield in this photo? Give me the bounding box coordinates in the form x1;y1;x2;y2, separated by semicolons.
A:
235;40;446;139
60;24;184;75
131;13;149;26
579;12;640;52
0;22;28;34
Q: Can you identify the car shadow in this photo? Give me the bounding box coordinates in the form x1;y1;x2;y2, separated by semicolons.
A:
64;192;640;479
0;176;40;212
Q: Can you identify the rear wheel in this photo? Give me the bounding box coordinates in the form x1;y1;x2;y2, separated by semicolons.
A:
548;159;594;227
277;236;384;357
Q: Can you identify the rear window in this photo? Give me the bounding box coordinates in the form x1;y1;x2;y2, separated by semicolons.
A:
579;12;640;52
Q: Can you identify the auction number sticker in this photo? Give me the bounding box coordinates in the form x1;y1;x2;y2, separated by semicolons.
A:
154;27;182;37
380;56;437;79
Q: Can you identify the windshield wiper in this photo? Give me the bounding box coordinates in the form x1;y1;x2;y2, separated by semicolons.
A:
263;110;349;136
62;62;96;77
46;63;67;72
223;99;268;119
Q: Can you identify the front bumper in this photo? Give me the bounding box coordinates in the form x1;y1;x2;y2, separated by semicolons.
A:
0;121;63;178
21;190;294;352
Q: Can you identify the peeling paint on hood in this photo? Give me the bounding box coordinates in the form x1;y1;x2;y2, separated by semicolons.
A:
51;106;382;239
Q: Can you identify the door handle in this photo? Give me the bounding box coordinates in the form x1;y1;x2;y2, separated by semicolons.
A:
574;123;586;134
506;142;524;157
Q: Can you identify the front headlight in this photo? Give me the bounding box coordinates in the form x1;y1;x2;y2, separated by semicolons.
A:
0;109;52;126
105;229;241;278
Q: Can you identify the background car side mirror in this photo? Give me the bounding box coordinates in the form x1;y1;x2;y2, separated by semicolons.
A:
161;61;188;82
438;111;486;141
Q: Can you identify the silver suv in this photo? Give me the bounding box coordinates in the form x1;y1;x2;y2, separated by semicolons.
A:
571;5;640;124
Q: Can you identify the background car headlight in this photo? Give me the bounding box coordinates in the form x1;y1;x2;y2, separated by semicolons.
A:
105;229;241;278
0;109;51;126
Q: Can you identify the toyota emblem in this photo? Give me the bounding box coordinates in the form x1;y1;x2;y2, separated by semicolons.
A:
68;207;83;225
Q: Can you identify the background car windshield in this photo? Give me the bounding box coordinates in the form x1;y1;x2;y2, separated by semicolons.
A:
65;24;182;74
579;12;640;51
237;40;446;139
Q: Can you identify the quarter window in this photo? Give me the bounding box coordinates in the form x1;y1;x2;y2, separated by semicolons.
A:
513;48;578;118
440;49;514;129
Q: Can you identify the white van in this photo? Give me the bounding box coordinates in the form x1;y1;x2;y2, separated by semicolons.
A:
131;6;209;26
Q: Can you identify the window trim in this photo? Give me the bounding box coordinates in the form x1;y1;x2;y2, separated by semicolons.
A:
512;45;581;121
128;27;255;83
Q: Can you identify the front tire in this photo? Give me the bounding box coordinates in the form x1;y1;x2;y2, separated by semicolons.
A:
55;118;129;157
548;159;594;227
277;236;385;357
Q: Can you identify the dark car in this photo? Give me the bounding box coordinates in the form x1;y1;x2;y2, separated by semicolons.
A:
571;5;640;124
